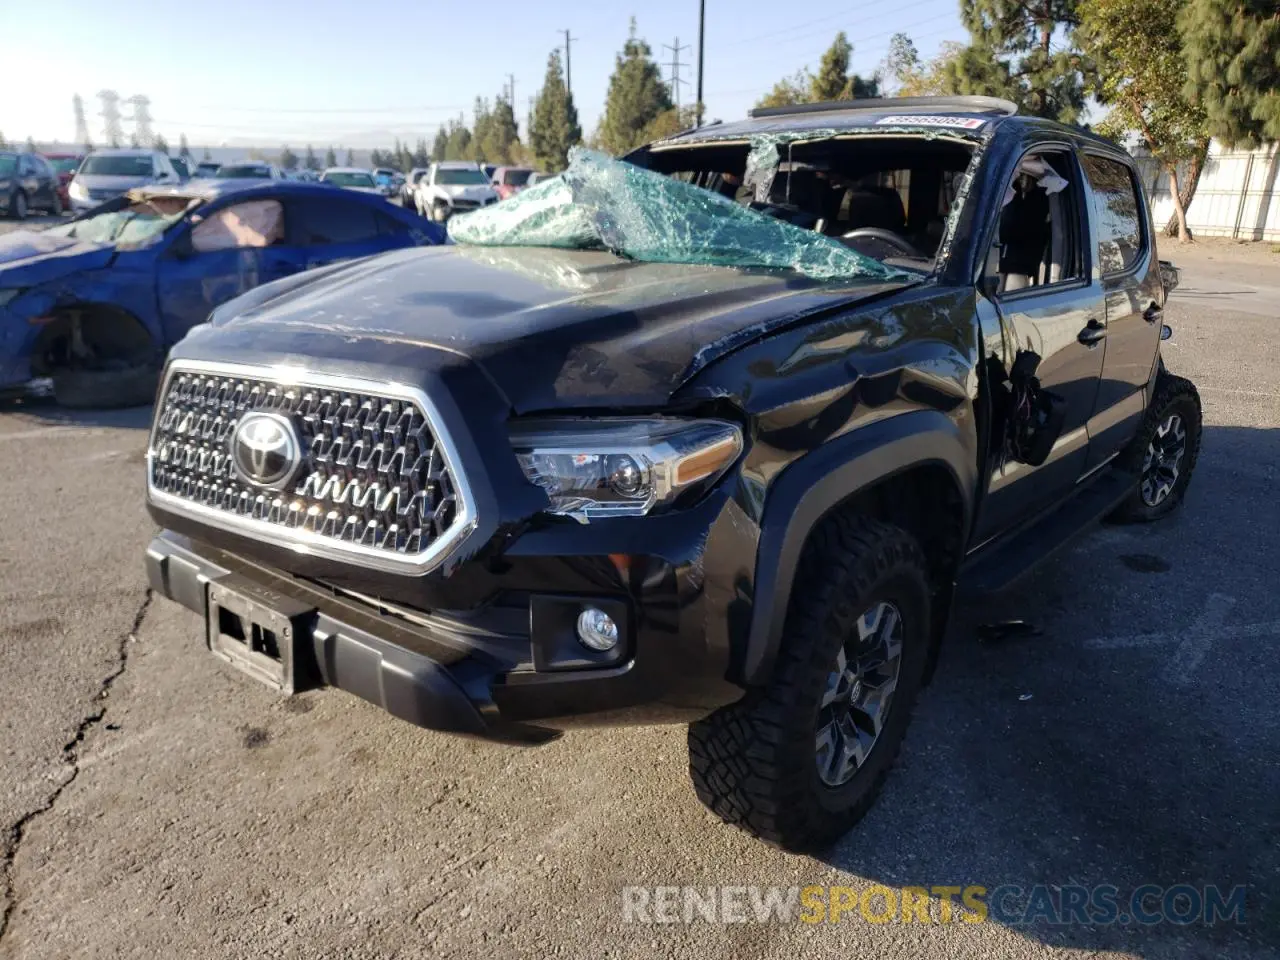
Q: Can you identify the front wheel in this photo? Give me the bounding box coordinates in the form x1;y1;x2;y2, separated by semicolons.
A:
1111;369;1202;522
51;191;64;216
687;515;931;851
10;191;27;220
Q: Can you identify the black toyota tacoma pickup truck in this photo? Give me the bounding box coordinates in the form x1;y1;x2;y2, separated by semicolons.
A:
144;97;1200;851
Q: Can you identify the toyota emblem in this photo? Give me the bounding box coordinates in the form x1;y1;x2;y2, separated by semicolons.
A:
230;412;302;490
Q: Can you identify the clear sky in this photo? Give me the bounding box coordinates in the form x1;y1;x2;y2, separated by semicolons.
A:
1;0;965;149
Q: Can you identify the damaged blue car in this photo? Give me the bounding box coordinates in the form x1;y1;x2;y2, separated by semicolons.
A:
0;180;444;407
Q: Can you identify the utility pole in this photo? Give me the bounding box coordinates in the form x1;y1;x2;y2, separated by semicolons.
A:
696;0;706;126
562;29;578;98
663;37;690;108
506;73;516;108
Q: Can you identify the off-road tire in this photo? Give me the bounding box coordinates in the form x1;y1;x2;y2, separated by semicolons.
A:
52;364;161;409
687;515;931;852
1111;369;1202;522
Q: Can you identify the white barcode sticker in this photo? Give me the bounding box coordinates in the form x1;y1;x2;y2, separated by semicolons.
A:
875;115;987;129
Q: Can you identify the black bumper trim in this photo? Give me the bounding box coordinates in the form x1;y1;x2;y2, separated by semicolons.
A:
145;533;555;743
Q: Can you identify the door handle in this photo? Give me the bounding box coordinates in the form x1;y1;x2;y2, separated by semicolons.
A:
1143;302;1163;323
1078;319;1107;347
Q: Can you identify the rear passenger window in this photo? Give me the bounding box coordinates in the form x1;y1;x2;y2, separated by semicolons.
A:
1081;155;1143;275
289;198;381;245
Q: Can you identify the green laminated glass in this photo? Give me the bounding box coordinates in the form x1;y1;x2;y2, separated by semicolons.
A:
448;147;906;282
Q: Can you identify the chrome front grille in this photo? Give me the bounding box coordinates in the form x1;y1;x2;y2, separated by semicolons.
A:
147;362;474;572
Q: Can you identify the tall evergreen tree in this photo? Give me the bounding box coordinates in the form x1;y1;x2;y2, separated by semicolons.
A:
25;136;37;153
304;144;320;170
597;19;672;155
1179;0;1280;147
279;145;300;170
1080;0;1208;240
809;32;879;100
153;133;169;154
478;95;521;164
431;128;449;162
178;133;192;160
413;137;430;167
530;48;583;171
344;147;355;165
325;146;337;167
946;0;1088;123
444;117;472;160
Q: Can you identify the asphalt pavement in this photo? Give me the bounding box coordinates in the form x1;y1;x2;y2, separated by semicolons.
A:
0;228;1276;960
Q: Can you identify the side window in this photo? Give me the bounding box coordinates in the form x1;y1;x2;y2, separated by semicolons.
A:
191;199;285;252
288;197;381;245
1081;154;1143;275
993;149;1083;294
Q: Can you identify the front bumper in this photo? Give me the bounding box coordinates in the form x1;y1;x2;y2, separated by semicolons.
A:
146;525;748;741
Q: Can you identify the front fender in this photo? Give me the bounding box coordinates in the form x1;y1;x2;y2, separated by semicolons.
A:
739;409;976;686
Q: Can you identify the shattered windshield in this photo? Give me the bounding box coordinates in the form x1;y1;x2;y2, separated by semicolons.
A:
447;148;909;282
45;196;192;249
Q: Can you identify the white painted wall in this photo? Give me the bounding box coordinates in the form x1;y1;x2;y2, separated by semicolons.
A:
1134;142;1280;242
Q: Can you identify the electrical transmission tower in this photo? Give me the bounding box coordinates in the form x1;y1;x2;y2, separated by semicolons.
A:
663;37;691;108
127;95;154;146
98;90;123;147
73;95;92;148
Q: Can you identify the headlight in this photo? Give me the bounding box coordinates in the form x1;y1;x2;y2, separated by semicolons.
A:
68;181;88;200
510;417;744;522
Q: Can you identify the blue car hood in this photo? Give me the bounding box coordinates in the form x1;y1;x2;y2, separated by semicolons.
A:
0;231;116;287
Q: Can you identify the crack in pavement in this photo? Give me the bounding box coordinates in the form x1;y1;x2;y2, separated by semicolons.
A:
0;588;154;945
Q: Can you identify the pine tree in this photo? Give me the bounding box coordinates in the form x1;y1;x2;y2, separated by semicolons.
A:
344;147;355;165
304;144;320;170
1179;0;1280;148
946;0;1088;123
25;136;37;153
178;133;191;160
325;146;337;167
413;137;430;167
431;128;449;162
756;72;811;109
597;19;672;155
477;93;521;164
757;33;879;110
530;48;583;170
444;117;472;160
279;145;300;170
153;133;169;154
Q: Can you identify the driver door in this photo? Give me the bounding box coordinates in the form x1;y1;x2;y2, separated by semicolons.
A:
156;198;300;343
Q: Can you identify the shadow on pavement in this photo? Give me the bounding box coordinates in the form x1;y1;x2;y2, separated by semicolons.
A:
0;395;154;430
819;424;1280;958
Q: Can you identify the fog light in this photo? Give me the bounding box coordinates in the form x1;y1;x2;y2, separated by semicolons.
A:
576;607;619;651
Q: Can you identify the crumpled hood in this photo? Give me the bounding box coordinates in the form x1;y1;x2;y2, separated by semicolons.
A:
199;244;911;411
0;231;115;287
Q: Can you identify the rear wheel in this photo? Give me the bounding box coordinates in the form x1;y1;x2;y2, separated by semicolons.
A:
10;191;27;220
687;515;931;851
1111;369;1202;522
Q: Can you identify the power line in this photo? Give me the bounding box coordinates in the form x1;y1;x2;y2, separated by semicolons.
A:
663;37;691;108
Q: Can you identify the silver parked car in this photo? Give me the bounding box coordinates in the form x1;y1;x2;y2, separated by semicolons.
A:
67;148;181;213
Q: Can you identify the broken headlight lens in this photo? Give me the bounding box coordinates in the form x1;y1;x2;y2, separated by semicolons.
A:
510;418;744;522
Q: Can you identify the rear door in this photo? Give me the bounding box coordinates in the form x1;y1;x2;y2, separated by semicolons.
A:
1079;152;1164;468
972;144;1108;544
